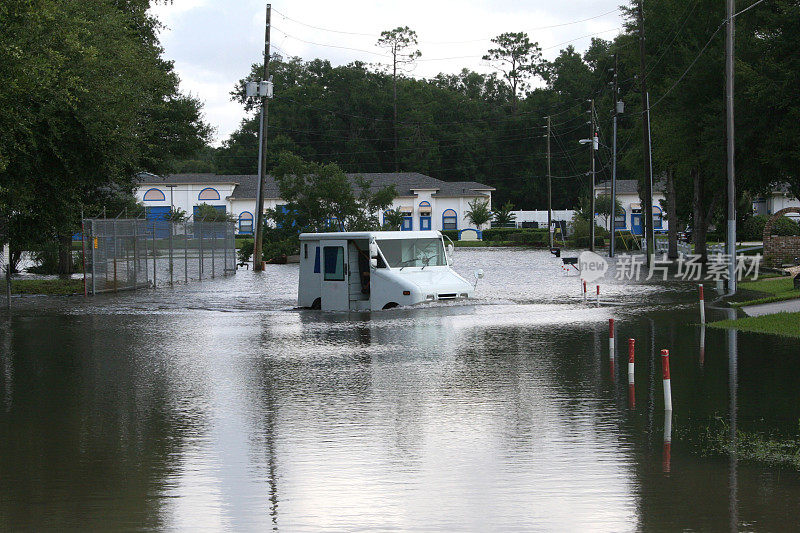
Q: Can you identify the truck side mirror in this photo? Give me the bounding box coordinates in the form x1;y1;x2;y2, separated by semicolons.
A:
370;258;378;269
369;241;379;258
446;243;454;259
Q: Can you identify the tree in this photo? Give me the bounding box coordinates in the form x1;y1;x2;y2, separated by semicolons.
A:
482;32;546;110
594;195;624;231
493;201;516;227
465;199;492;229
268;152;396;233
194;203;234;222
381;209;406;231
0;0;211;276
376;27;421;171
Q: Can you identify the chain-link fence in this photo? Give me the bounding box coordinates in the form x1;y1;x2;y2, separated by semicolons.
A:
83;218;236;294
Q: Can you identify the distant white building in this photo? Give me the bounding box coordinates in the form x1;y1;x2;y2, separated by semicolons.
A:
135;172;494;235
753;184;800;221
594;179;668;235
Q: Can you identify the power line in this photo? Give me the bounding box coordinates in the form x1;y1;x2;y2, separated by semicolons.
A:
271;7;622;45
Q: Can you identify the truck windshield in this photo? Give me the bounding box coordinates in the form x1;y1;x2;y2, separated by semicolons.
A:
376;238;446;269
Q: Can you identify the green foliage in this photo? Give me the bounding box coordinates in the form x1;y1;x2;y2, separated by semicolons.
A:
740;215;767;241
27;241;81;275
11;278;83;295
194;203;234;222
465;199;492;228
482;227;548;242
381;209;406;231
376;26;422;68
569;214;608;248
267;152;396;233
482;32;546;106
0;0;210;267
576;195;623;222
492;201;516;227
768;216;800;237
168;207;188;222
711;312;800;339
439;230;459;241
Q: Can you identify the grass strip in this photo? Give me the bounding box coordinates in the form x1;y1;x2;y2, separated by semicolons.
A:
11;278;84;295
709;311;800;338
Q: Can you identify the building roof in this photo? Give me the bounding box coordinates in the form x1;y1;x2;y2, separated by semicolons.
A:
136;172;494;200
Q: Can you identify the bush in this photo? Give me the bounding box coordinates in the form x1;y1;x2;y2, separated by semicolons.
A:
27;241;82;274
768;216;800;236
237;235;299;264
739;215;768;241
482;227;548;242
440;230;459;241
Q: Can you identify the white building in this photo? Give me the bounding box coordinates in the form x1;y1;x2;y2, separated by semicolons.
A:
135;172;494;235
753;184;800;221
594;179;668;235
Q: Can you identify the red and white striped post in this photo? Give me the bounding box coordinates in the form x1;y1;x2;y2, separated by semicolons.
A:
608;319;615;359
662;349;672;411
628;338;636;409
699;284;705;324
699;325;706;367
596;284;600;307
663;410;672;473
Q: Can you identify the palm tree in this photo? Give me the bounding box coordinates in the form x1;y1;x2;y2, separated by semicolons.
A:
465;199;492;229
492;201;516;227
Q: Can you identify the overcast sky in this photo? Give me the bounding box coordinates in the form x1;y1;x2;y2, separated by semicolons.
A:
150;1;625;146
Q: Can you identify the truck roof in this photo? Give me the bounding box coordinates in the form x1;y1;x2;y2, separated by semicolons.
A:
299;230;442;241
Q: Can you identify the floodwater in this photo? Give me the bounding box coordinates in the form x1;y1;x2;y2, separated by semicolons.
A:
1;249;799;531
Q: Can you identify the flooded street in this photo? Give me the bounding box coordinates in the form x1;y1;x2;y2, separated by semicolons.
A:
1;248;799;531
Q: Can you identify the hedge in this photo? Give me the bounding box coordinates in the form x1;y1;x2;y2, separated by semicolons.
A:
482;227;548;242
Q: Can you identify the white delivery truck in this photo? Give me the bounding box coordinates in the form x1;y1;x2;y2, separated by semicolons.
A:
298;230;479;311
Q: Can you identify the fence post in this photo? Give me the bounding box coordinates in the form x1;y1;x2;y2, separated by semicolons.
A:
112;220;118;292
152;224;157;288
133;221;138;291
199;219;204;281
211;225;216;278
81;219;87;297
224;224;229;274
184;222;188;283
91;220;96;295
169;218;174;285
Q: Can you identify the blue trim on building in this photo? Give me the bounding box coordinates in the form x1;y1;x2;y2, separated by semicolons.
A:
442;209;458;230
198;187;221;201
238;211;254;234
458;228;482;240
401;216;413;231
143;188;166;201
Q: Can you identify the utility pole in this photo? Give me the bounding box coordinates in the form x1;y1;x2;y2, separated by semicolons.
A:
590;99;596;252
547;115;552;249
610;53;619;258
253;3;272;272
725;0;736;293
637;0;654;265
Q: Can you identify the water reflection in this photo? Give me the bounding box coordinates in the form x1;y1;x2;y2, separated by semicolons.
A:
0;250;798;530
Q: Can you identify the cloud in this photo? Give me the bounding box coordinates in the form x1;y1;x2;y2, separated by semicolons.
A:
150;0;623;145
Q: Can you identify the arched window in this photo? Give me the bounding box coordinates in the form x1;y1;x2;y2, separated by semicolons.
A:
419;201;432;231
143;188;165;201
442;209;458;230
198;187;220;201
653;206;663;229
238;211;253;234
614;207;627;229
